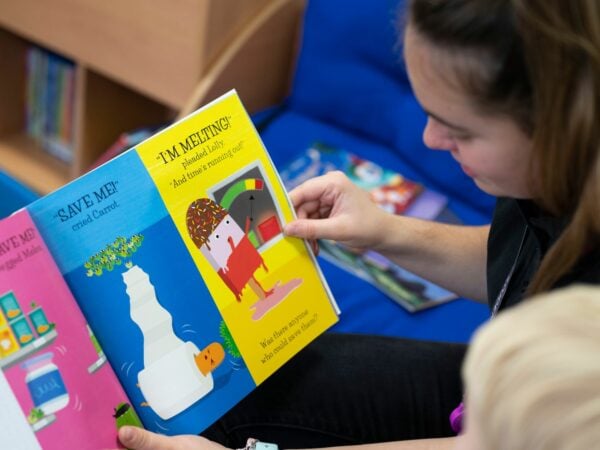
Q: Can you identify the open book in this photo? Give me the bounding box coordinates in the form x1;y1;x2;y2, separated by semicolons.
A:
0;91;339;449
280;143;456;312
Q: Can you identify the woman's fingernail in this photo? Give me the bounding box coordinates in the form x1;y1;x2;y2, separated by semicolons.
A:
284;223;296;235
119;426;133;441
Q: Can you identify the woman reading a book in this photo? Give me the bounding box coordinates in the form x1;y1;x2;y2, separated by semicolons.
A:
114;0;600;449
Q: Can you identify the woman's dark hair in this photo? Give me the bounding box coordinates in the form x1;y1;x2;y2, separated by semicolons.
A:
405;0;600;295
407;1;533;131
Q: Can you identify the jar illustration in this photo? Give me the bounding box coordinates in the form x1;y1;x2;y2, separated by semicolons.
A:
21;352;69;415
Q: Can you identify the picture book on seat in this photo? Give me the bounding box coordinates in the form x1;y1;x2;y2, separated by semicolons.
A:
280;142;456;312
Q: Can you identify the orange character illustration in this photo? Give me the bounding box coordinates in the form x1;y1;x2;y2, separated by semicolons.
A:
194;342;225;376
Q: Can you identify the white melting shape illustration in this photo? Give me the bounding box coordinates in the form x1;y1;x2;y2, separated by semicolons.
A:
122;265;213;420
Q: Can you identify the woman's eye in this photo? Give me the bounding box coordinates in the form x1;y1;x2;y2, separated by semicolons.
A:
451;133;472;142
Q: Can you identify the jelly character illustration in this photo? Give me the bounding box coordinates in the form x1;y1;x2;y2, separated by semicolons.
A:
186;198;273;302
113;402;143;429
114;402;143;450
27;406;56;433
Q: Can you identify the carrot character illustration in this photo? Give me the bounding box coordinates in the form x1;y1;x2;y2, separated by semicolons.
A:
194;342;225;376
186;198;273;302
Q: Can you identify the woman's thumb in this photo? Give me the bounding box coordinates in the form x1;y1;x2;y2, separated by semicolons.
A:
284;218;338;241
118;426;173;450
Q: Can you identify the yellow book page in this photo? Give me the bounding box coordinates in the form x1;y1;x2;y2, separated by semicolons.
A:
135;91;338;383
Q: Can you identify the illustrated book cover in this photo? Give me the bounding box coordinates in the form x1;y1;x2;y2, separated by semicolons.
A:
0;91;339;449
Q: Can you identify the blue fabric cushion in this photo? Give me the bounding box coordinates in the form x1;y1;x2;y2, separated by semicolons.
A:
0;171;39;219
289;0;495;216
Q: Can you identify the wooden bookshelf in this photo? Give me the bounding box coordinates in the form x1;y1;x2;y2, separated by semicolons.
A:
0;135;70;194
0;0;303;194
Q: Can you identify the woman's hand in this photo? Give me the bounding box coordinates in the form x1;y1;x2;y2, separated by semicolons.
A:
284;171;388;250
107;426;227;450
108;426;460;450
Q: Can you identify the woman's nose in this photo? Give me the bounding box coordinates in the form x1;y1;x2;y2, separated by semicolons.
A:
423;118;454;151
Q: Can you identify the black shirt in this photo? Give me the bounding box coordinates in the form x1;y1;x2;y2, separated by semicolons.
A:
486;198;600;311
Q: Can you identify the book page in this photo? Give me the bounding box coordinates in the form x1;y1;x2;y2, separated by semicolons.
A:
0;372;41;450
0;210;130;449
26;91;339;436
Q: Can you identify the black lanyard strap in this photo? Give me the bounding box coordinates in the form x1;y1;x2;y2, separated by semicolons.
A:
491;225;529;318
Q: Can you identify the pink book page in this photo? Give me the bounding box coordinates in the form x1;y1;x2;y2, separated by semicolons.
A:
0;210;130;450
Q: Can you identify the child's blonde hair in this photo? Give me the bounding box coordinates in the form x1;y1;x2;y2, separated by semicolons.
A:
463;285;600;450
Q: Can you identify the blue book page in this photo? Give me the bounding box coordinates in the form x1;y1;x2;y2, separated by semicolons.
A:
26;151;255;435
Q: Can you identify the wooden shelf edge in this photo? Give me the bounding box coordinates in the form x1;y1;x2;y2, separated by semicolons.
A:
0;134;72;195
177;0;303;119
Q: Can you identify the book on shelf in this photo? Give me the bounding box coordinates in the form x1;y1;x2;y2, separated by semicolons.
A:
280;142;457;312
0;91;339;450
90;125;165;171
25;47;76;163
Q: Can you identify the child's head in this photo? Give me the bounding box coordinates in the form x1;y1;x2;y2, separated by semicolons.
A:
460;285;600;450
403;0;600;295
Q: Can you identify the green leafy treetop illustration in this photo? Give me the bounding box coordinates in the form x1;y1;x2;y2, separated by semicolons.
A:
219;321;241;358
84;234;144;277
